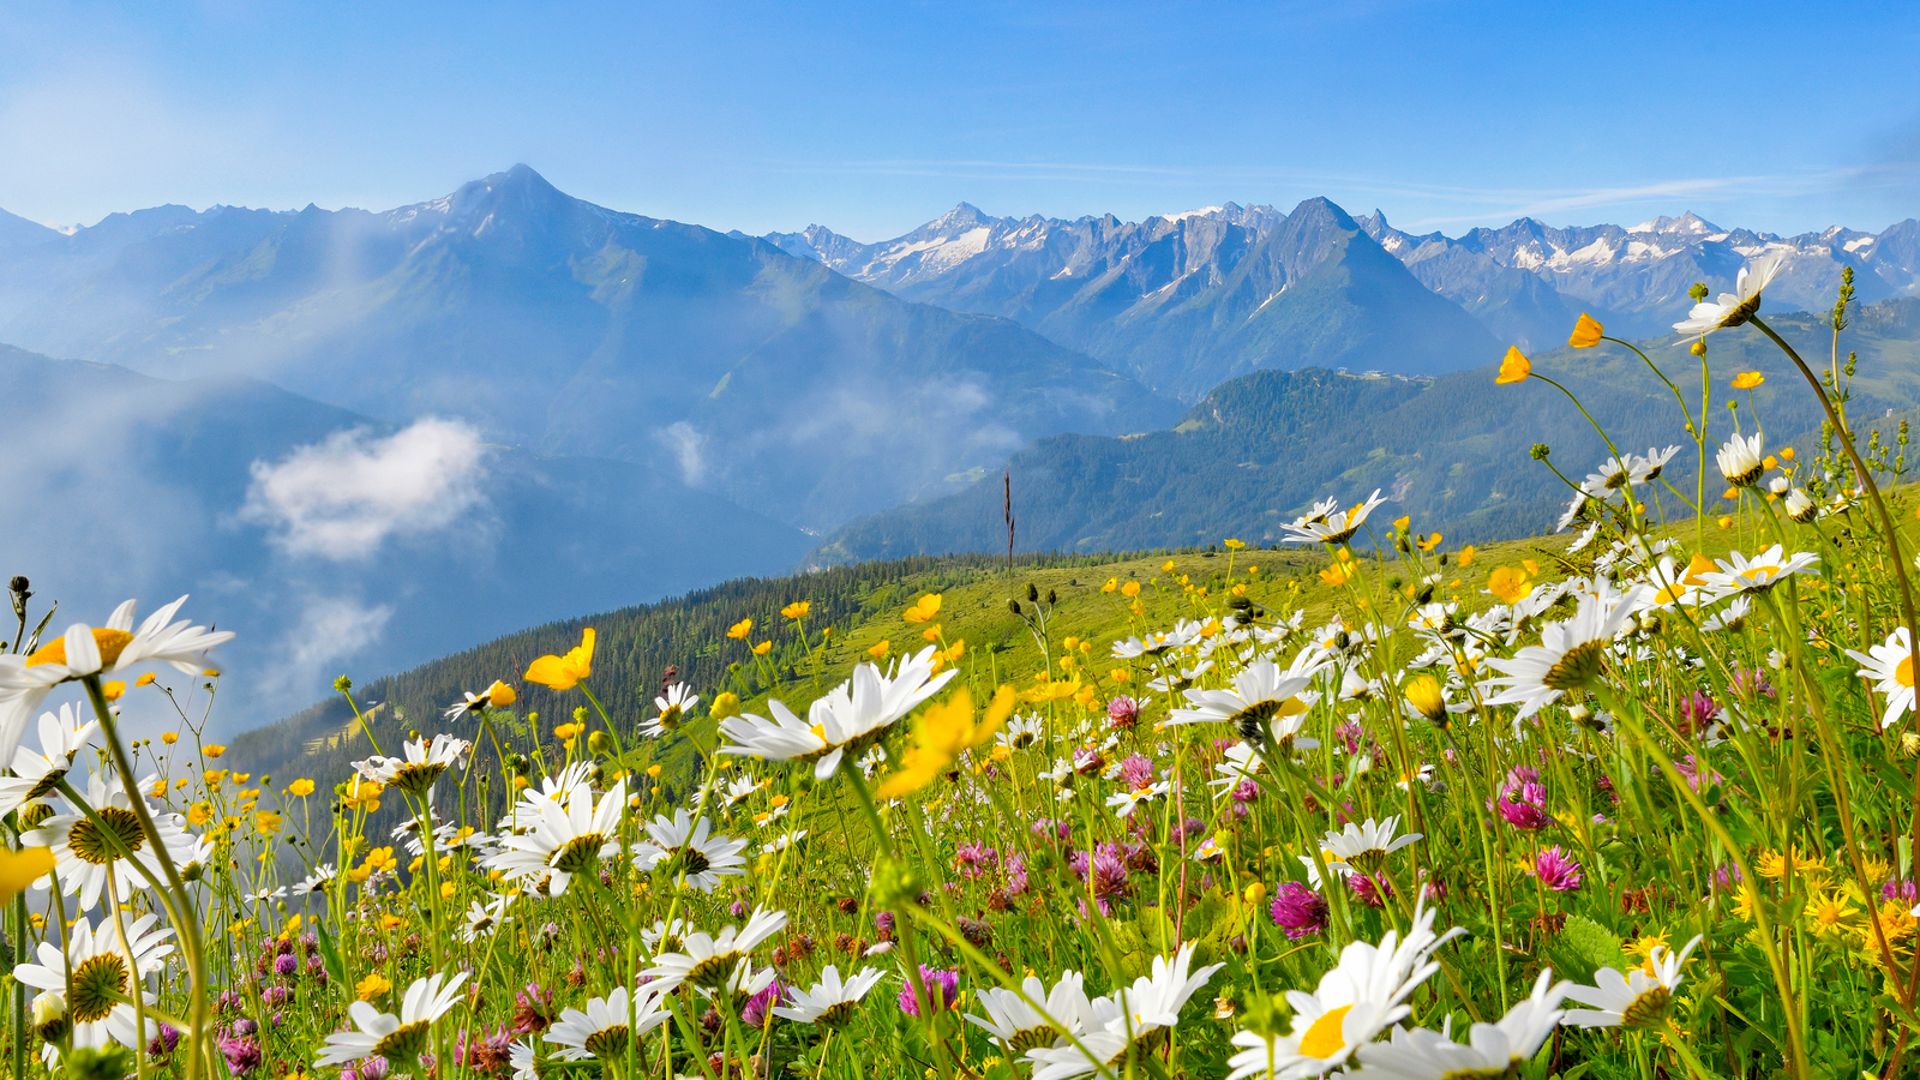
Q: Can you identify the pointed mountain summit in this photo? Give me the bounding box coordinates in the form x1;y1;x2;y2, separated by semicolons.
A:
930;201;992;229
1631;211;1721;235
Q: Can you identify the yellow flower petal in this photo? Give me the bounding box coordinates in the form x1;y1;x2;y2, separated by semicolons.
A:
1495;345;1531;385
0;847;55;903
1568;312;1604;349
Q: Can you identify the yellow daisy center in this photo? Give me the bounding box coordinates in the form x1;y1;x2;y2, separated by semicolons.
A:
1619;986;1672;1028
1898;656;1914;690
551;832;607;874
1299;1003;1353;1059
69;952;132;1023
371;1019;432;1062
1542;639;1608;691
27;628;135;670
583;1023;631;1059
68;806;148;865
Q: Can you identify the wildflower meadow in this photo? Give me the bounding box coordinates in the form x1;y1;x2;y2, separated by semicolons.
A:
7;251;1920;1079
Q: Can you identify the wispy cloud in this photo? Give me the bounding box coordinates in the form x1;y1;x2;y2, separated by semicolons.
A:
258;594;395;702
1402;164;1920;229
240;418;492;560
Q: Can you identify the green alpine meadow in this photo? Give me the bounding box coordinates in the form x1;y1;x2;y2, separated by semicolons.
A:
4;4;1920;1078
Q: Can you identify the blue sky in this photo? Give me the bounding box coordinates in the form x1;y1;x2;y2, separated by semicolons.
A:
3;1;1917;238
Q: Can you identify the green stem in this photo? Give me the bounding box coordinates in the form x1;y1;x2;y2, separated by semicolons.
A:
84;676;213;1080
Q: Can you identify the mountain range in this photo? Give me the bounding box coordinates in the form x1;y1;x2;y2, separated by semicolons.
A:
771;201;1920;376
768;197;1503;396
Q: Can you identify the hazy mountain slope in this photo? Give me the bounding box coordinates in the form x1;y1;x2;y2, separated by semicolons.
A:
814;302;1920;561
0;344;811;728
0;167;1173;531
0;208;58;252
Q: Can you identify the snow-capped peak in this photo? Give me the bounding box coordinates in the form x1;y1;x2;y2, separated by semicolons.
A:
1629;211;1720;236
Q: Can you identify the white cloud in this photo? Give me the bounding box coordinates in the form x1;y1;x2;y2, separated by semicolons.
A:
240;418;491;560
658;420;708;485
259;594;395;702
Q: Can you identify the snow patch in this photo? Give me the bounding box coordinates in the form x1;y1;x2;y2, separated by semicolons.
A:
1161;205;1225;223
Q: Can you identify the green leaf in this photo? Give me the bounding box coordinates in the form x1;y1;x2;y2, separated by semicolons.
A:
316;919;347;989
1549;913;1623;982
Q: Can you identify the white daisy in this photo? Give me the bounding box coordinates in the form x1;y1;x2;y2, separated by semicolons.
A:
1556;490;1593;532
0;703;97;818
24;770;201;911
293;863;338;895
1026;944;1222;1080
443;680;516;721
718;646;955;779
1280;490;1387;545
995;713;1046;753
631;808;747;892
1848;626;1915;730
462;893;513;943
0;596;232;763
967;971;1095;1053
1170;659;1317;744
314;971;469;1069
640;907;789;993
1698;545;1818;594
353;733;472;797
544;985;673;1062
773;965;887;1026
1674;252;1786;337
1482;583;1650;721
640;682;700;739
1105;781;1167;819
498;762;599;831
1112;619;1207;660
1700;595;1752;633
1345;969;1569;1078
1564;936;1701;1028
640;917;691;955
1784;487;1818;523
13;911;174;1059
1319;815;1422;869
705;771;767;812
1715;432;1765;486
483;779;628;896
703;959;778;1006
509;1039;543;1080
1225;902;1463;1078
1631;445;1682;484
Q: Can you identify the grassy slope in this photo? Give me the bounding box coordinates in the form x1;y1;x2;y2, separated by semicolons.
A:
227;523;1629;790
